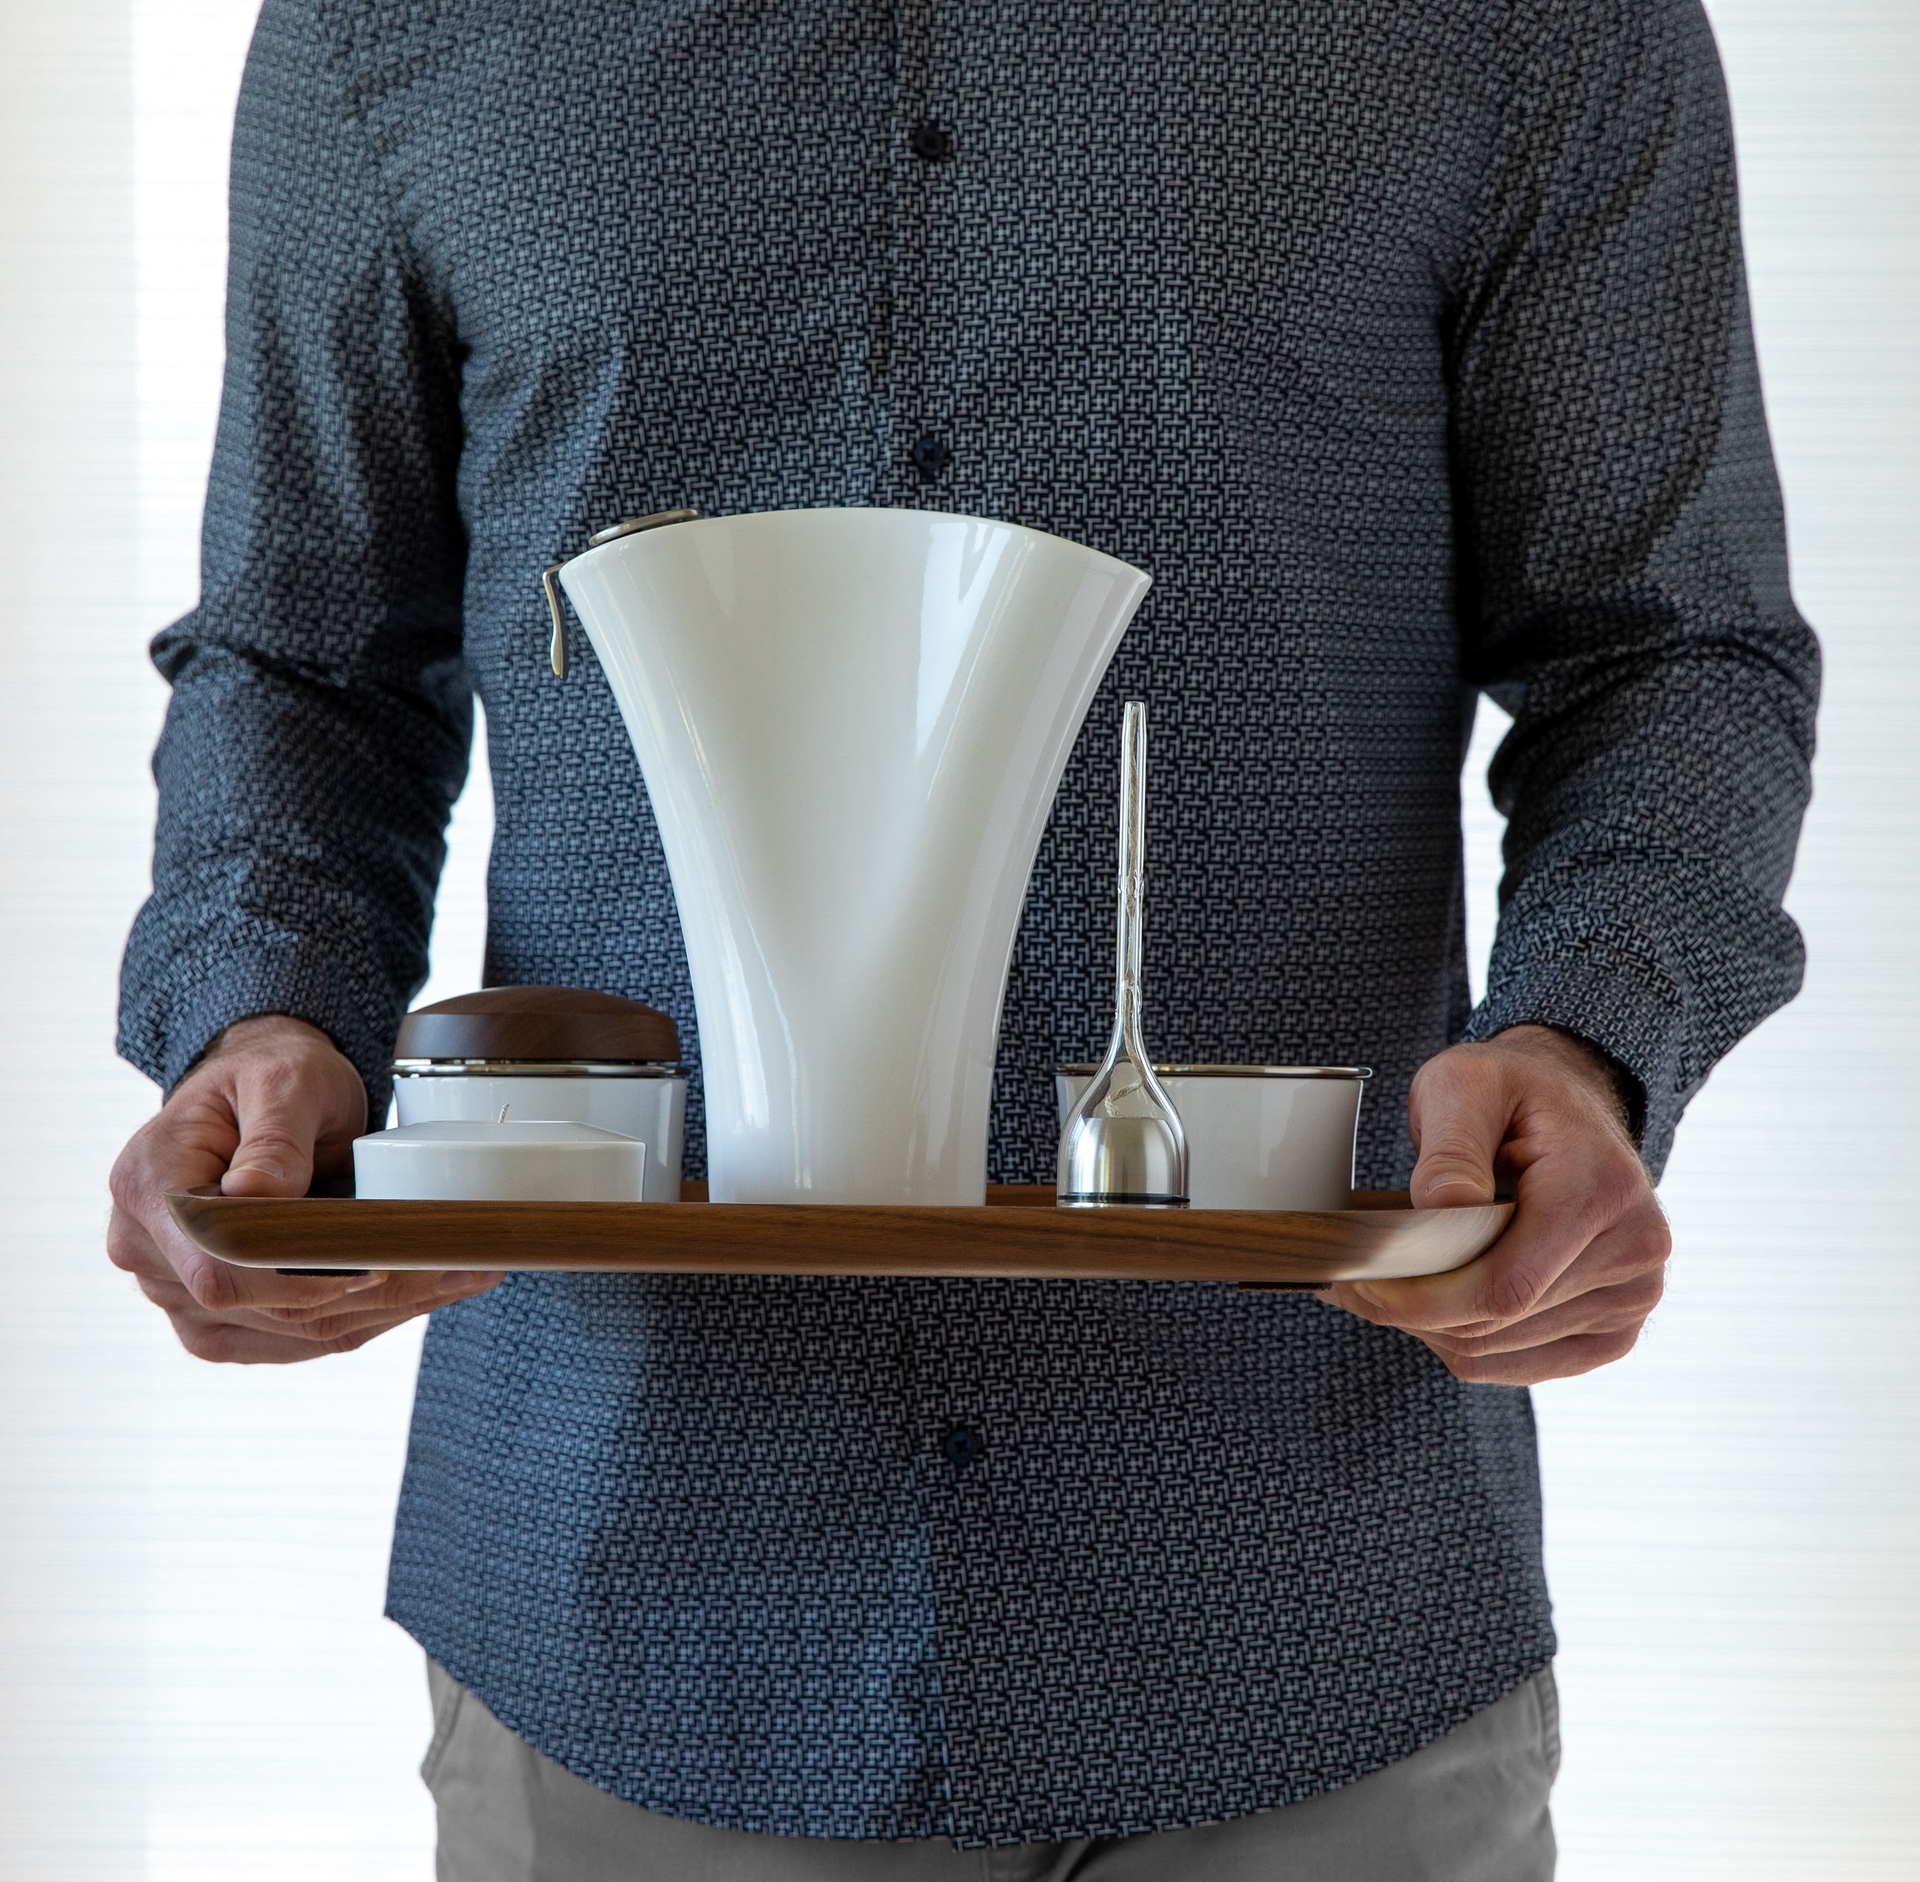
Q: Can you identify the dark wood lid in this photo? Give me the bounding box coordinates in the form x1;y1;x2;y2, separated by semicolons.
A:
393;987;681;1063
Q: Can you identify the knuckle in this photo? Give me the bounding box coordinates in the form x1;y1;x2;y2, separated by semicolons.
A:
256;1292;327;1324
181;1256;241;1315
1483;1261;1548;1323
281;1306;368;1338
1598;1155;1650;1221
1442;1349;1499;1385
244;1050;336;1119
235;1124;308;1166
1410;1052;1494;1125
1561;1327;1640;1378
1566;1185;1619;1248
1591;1132;1649;1198
245;1050;305;1096
1420;1145;1488;1182
1604;1204;1672;1279
104;1217;146;1274
1594;1325;1641;1366
175;1316;240;1364
317;1324;388;1357
108;1128;173;1215
1331;1283;1388;1324
1415;1045;1492;1096
106;1146;145;1213
135;1273;185;1310
1637;1210;1675;1267
274;1286;394;1330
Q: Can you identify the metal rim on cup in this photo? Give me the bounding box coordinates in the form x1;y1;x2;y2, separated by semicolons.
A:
391;1059;686;1078
1055;1063;1371;1080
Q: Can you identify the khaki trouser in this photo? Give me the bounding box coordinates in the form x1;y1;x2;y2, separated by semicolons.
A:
423;1658;1559;1881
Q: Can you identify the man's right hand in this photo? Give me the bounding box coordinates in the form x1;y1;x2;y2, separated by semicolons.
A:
108;1014;500;1364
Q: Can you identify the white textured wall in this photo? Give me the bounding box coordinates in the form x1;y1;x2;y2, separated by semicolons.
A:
0;0;1912;1873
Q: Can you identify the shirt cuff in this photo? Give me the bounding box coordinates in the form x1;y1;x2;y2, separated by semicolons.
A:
118;942;402;1117
1463;948;1688;1178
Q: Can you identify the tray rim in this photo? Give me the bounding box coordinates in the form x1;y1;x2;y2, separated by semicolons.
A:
165;1184;1514;1286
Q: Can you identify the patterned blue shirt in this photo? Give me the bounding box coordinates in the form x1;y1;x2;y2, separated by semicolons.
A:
119;0;1817;1846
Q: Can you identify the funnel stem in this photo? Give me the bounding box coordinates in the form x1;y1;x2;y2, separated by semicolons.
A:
1115;700;1149;1055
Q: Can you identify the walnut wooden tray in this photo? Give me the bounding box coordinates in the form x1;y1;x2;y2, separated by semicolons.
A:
165;1184;1511;1286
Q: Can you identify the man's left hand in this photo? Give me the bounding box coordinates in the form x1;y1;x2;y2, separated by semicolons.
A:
1323;1025;1671;1385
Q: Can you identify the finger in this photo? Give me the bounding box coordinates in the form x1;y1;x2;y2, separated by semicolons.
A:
110;1105;237;1233
141;1277;499;1365
109;1094;379;1315
1339;1190;1670;1342
1419;1266;1664;1360
1480;1196;1669;1325
220;1056;345;1198
1342;1138;1652;1333
161;1305;419;1366
1407;1053;1508;1208
116;1131;385;1318
1418;1320;1650;1387
108;1195;379;1301
256;1270;503;1330
110;1194;394;1320
135;1263;499;1337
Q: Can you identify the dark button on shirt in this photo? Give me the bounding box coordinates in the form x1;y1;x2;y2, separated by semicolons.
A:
910;433;952;481
910;119;955;162
120;0;1817;1851
942;1425;986;1469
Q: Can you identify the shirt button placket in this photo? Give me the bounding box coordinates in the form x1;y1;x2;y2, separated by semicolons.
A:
895;4;956;495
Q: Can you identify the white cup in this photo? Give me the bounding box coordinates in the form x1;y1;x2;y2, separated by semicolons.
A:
353;1120;647;1203
1055;1065;1369;1211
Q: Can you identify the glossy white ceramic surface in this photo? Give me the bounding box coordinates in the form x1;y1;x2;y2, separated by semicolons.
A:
1056;1068;1365;1210
561;508;1150;1204
351;1120;646;1203
392;1073;684;1201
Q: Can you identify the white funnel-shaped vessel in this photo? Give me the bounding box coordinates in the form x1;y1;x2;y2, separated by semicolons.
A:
557;508;1150;1204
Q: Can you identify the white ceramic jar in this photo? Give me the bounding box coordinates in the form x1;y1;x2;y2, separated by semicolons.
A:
1055;1065;1370;1211
389;988;685;1202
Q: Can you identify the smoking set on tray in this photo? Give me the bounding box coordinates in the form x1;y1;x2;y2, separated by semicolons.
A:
167;508;1511;1283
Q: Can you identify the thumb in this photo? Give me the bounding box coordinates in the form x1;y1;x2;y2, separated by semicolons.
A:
1407;1051;1509;1209
220;1067;332;1199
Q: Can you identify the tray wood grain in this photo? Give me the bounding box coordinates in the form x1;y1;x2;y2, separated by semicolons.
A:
166;1184;1512;1286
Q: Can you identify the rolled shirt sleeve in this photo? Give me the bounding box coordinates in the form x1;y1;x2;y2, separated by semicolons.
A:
1449;0;1820;1172
117;0;470;1104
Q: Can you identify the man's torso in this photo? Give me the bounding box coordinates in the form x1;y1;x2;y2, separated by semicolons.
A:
276;0;1561;1842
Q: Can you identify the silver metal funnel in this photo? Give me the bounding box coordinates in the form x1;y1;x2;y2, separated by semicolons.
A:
1055;701;1189;1207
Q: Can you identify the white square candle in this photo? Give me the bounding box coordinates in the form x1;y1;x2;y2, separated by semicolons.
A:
351;1120;646;1203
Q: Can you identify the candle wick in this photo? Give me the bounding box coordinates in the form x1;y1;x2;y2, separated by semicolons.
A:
498;1103;510;1124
